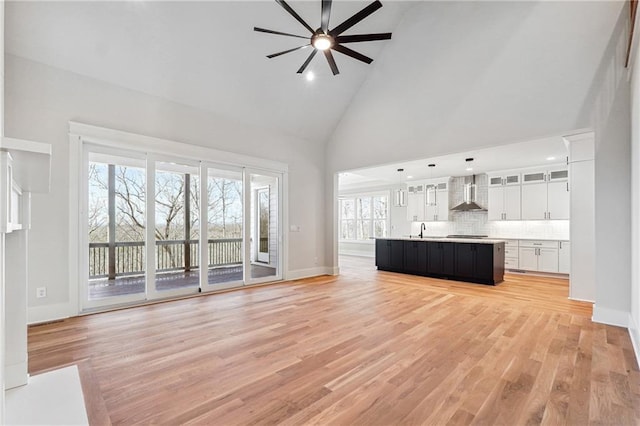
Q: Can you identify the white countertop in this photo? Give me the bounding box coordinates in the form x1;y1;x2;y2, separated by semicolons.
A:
377;237;506;244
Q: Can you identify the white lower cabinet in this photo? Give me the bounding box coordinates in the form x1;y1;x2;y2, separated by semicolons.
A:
503;240;519;269
518;247;538;270
558;241;570;273
538;248;559;273
518;240;559;273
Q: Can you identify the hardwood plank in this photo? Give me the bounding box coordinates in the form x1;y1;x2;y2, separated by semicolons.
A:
27;255;639;425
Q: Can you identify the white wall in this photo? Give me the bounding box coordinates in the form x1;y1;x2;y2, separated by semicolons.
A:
4;55;327;321
630;11;640;360
0;0;5;420
578;6;633;327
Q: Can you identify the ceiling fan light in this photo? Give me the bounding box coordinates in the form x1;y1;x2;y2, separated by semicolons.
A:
312;35;332;51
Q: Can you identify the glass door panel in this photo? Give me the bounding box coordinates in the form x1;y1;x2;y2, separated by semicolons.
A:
86;152;147;307
247;172;281;283
153;161;200;295
203;166;244;289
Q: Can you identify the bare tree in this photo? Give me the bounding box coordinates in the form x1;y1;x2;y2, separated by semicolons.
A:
208;178;242;238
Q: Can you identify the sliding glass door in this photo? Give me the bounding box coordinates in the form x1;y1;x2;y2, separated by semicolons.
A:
200;165;244;291
82;146;283;310
84;150;147;309
149;159;201;299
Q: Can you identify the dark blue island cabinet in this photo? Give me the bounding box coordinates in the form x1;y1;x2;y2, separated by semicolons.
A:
375;239;404;271
375;238;505;285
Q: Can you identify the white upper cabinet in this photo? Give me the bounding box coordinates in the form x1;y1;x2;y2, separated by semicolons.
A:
406;184;424;222
547;180;570;220
521;167;569;220
521;182;547;220
408;179;449;222
424;180;449;222
487;172;521;221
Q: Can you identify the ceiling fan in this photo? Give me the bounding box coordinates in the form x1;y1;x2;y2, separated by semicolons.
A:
254;0;392;76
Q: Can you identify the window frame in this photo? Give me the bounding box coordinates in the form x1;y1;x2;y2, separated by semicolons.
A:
338;191;390;243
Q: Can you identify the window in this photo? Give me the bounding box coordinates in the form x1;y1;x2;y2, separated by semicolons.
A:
339;194;388;241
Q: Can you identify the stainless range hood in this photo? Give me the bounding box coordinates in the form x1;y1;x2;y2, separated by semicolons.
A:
451;175;486;212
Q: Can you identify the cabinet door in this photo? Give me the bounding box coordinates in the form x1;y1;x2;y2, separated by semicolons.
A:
547;181;569;220
441;242;455;275
558;242;570;274
390;240;405;269
487;186;504;221
474;244;494;281
427;242;455;275
425;204;438;222
454;243;475;279
518;247;538;270
538;248;559;273
375;240;391;268
426;242;442;274
436;190;449;221
521;183;547;220
503;185;521;220
404;241;427;274
407;191;425;222
406;191;417;221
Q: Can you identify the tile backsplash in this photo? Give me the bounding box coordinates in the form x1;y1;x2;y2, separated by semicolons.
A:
407;173;570;240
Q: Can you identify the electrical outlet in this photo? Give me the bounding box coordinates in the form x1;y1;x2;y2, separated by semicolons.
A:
36;287;47;298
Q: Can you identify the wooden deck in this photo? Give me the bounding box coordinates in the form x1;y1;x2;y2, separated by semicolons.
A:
28;256;638;425
89;264;276;299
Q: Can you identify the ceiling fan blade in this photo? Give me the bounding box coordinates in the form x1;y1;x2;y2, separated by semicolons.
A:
254;27;309;40
332;44;373;64
331;0;382;36
321;0;332;33
324;50;340;75
266;44;310;59
275;0;315;34
335;33;392;43
297;50;318;74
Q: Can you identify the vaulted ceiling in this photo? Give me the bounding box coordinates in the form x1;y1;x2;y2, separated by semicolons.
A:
5;1;414;143
5;0;625;150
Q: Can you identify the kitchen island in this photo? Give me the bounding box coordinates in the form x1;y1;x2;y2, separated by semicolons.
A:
375;237;505;285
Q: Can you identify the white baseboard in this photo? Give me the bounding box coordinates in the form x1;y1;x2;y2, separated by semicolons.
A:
592;305;630;327
286;267;334;280
28;302;76;325
628;314;640;368
339;250;374;258
568;296;595;303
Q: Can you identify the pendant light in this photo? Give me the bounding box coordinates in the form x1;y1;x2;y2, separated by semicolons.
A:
394;168;406;207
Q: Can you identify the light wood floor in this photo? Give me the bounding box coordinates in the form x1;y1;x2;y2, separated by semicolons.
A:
28;256;639;425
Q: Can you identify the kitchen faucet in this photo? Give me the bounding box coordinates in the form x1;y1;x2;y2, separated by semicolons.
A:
419;223;426;238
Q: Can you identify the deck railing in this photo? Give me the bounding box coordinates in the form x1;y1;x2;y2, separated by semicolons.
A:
89;238;242;279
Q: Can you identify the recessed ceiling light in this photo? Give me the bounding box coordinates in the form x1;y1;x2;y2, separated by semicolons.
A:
546;156;556;161
407;175;413;179
306;71;315;82
466;167;473;171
